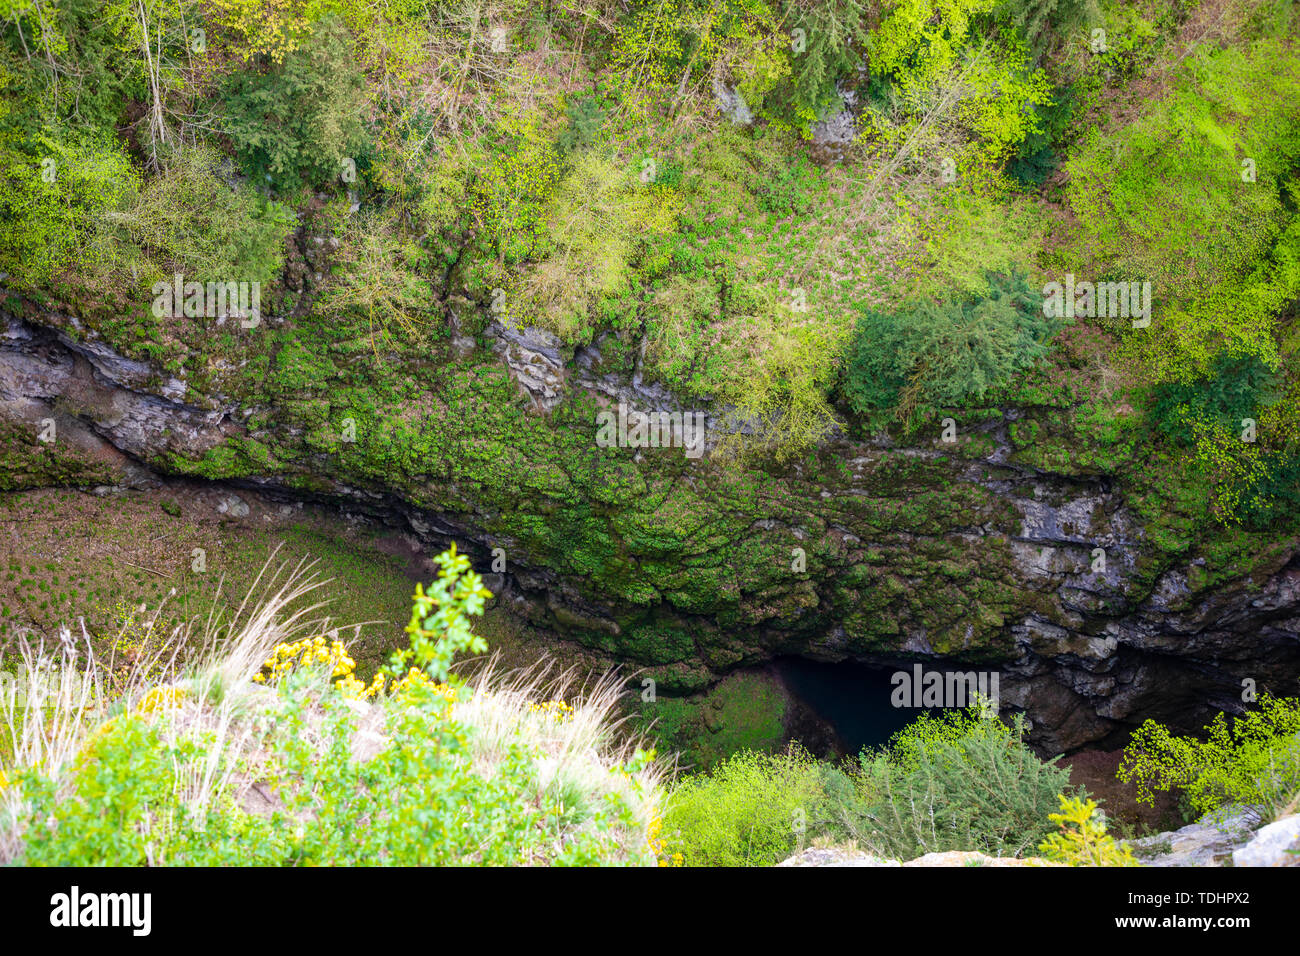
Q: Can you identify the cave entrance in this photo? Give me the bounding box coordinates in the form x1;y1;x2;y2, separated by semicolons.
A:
773;657;946;758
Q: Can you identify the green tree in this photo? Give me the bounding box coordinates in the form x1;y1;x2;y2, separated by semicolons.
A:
842;269;1057;421
1118;695;1300;820
218;14;371;193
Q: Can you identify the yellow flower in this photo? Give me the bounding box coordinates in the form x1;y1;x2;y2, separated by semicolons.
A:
137;685;186;714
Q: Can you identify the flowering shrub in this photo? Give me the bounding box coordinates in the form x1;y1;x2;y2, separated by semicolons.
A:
253;635;356;683
136;685;186;714
0;547;664;866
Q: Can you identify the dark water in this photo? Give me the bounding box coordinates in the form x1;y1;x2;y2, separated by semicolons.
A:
774;657;945;756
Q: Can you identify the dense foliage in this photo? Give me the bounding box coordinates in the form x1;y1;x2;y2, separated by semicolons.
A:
1118;695;1300;821
662;705;1082;865
2;0;1297;485
2;0;1300;871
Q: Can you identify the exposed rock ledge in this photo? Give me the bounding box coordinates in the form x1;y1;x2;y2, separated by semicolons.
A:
779;808;1300;867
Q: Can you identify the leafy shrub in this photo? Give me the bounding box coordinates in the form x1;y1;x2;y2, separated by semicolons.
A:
648;276;842;461
1004;81;1077;187
557;94;606;155
1;131;295;300
4;0;134;131
760;0;870;129
661;746;829;866
863;0;1052;172
842;269;1057;422
121;146;296;289
910;187;1048;299
1140;210;1300;526
1061;37;1300;304
398;143;476;241
514;151;679;341
0;126;140;288
1081;1;1159;84
206;0;325;64
663;706;1084;866
314;210;436;345
1118;695;1300;821
870;0;1000;91
1149;353;1283;446
609;0;781;107
468;109;563;271
1239;444;1300;532
995;0;1100;63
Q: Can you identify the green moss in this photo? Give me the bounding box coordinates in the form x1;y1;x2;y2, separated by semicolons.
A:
635;671;787;771
1009;419;1039;447
0;420;119;491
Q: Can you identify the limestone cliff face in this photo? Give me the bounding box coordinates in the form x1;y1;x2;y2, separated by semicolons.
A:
3;300;1298;753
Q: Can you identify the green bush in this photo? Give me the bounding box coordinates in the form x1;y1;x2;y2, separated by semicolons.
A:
512;151;678;342
1037;793;1139;867
467;109;563;271
911;188;1048;299
648;276;842;461
863;0;1053;172
762;0;869;128
122;146;297;289
0;125;140;288
1240;446;1300;532
1149;353;1283;446
13;681;653;866
0;0;140;135
1061;36;1300;305
996;0;1100;63
0;131;295;298
850;708;1079;859
1004;82;1077;187
3;547;662;866
1118;695;1300;821
662;706;1082;866
557;94;606;155
662;746;829;866
1139;208;1300;527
